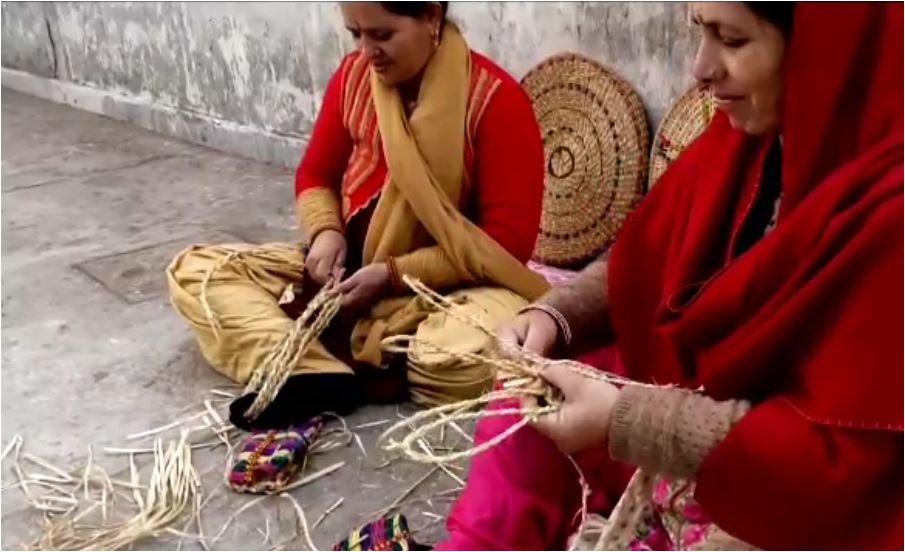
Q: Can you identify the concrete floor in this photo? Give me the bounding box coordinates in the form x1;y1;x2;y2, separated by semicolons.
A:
0;90;463;550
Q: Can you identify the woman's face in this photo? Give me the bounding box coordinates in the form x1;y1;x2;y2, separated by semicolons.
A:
691;2;786;135
341;3;442;87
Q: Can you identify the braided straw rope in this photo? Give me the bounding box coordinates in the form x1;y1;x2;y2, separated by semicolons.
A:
199;252;678;550
378;275;663;464
648;84;716;189
202;251;664;452
198;248;341;421
241;284;342;420
378;276;673;551
522;53;650;268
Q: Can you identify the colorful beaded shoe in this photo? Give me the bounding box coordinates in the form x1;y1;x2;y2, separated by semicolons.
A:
227;415;323;494
333;514;428;551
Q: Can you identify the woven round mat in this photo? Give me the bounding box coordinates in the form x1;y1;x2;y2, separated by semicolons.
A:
648;84;715;189
522;53;649;268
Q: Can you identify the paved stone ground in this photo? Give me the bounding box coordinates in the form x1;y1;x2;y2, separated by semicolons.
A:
1;90;464;550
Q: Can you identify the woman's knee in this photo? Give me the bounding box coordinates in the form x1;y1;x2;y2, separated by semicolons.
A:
168;245;229;280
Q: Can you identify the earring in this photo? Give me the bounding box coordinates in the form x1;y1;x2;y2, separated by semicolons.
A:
432;26;441;48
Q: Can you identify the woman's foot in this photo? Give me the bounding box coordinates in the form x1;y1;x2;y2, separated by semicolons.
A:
229;372;362;431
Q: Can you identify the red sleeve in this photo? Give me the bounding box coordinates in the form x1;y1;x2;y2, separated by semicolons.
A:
294;60;353;197
695;195;904;550
696;400;903;550
471;82;544;263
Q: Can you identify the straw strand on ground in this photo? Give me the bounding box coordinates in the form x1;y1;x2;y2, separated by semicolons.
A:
281;493;318;551
1;434;23;463
31;432;200;551
313;497;344;529
370;465;440;520
279;461;345;492
208;495;267;547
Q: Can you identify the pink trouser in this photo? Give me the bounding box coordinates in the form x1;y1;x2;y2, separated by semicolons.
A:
436;347;635;550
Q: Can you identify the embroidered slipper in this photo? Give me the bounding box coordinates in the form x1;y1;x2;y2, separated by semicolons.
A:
333;514;430;551
227;415;323;494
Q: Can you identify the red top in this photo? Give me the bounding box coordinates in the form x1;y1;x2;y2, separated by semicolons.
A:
440;4;903;550
609;4;903;548
294;49;544;265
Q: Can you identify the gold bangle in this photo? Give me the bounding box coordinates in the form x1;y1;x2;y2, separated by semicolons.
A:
386;256;402;291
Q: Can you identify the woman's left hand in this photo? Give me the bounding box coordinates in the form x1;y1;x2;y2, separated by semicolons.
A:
337;263;390;310
526;364;621;454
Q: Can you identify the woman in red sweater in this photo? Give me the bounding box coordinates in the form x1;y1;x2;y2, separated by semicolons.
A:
167;2;548;430
441;2;903;549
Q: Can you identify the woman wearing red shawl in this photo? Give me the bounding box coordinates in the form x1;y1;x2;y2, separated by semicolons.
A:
439;2;903;549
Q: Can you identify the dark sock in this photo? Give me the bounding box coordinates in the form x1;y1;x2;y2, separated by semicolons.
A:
229;373;363;431
355;352;410;404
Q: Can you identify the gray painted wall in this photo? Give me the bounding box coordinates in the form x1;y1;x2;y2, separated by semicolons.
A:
1;2;697;167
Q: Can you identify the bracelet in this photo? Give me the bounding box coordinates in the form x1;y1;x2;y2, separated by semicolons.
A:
522;303;573;346
385;255;402;292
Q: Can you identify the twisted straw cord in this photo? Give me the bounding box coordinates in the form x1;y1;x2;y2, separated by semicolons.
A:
377;275;666;464
198;247;336;421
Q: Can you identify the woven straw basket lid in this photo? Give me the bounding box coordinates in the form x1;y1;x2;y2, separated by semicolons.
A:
648;84;716;189
522;53;650;268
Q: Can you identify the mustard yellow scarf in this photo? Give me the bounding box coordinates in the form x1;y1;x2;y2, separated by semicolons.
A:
351;24;549;365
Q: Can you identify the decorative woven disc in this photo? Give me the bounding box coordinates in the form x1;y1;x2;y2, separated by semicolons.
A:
648;84;716;189
522;53;649;268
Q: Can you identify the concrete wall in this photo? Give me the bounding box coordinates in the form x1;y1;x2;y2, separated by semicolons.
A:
1;2;697;168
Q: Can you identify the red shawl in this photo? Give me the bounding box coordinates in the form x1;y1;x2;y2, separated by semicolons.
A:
608;3;903;549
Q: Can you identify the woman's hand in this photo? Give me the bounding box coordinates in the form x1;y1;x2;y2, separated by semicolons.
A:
526;364;620;454
305;230;347;285
498;308;561;357
337;263;390;310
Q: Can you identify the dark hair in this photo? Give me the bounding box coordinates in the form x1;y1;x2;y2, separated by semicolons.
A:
744;2;795;36
380;2;449;20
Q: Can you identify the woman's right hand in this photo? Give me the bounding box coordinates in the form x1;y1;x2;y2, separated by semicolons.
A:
497;308;561;358
305;229;347;285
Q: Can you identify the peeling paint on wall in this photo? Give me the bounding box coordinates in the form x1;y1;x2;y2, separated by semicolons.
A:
3;2;697;162
1;2;57;78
